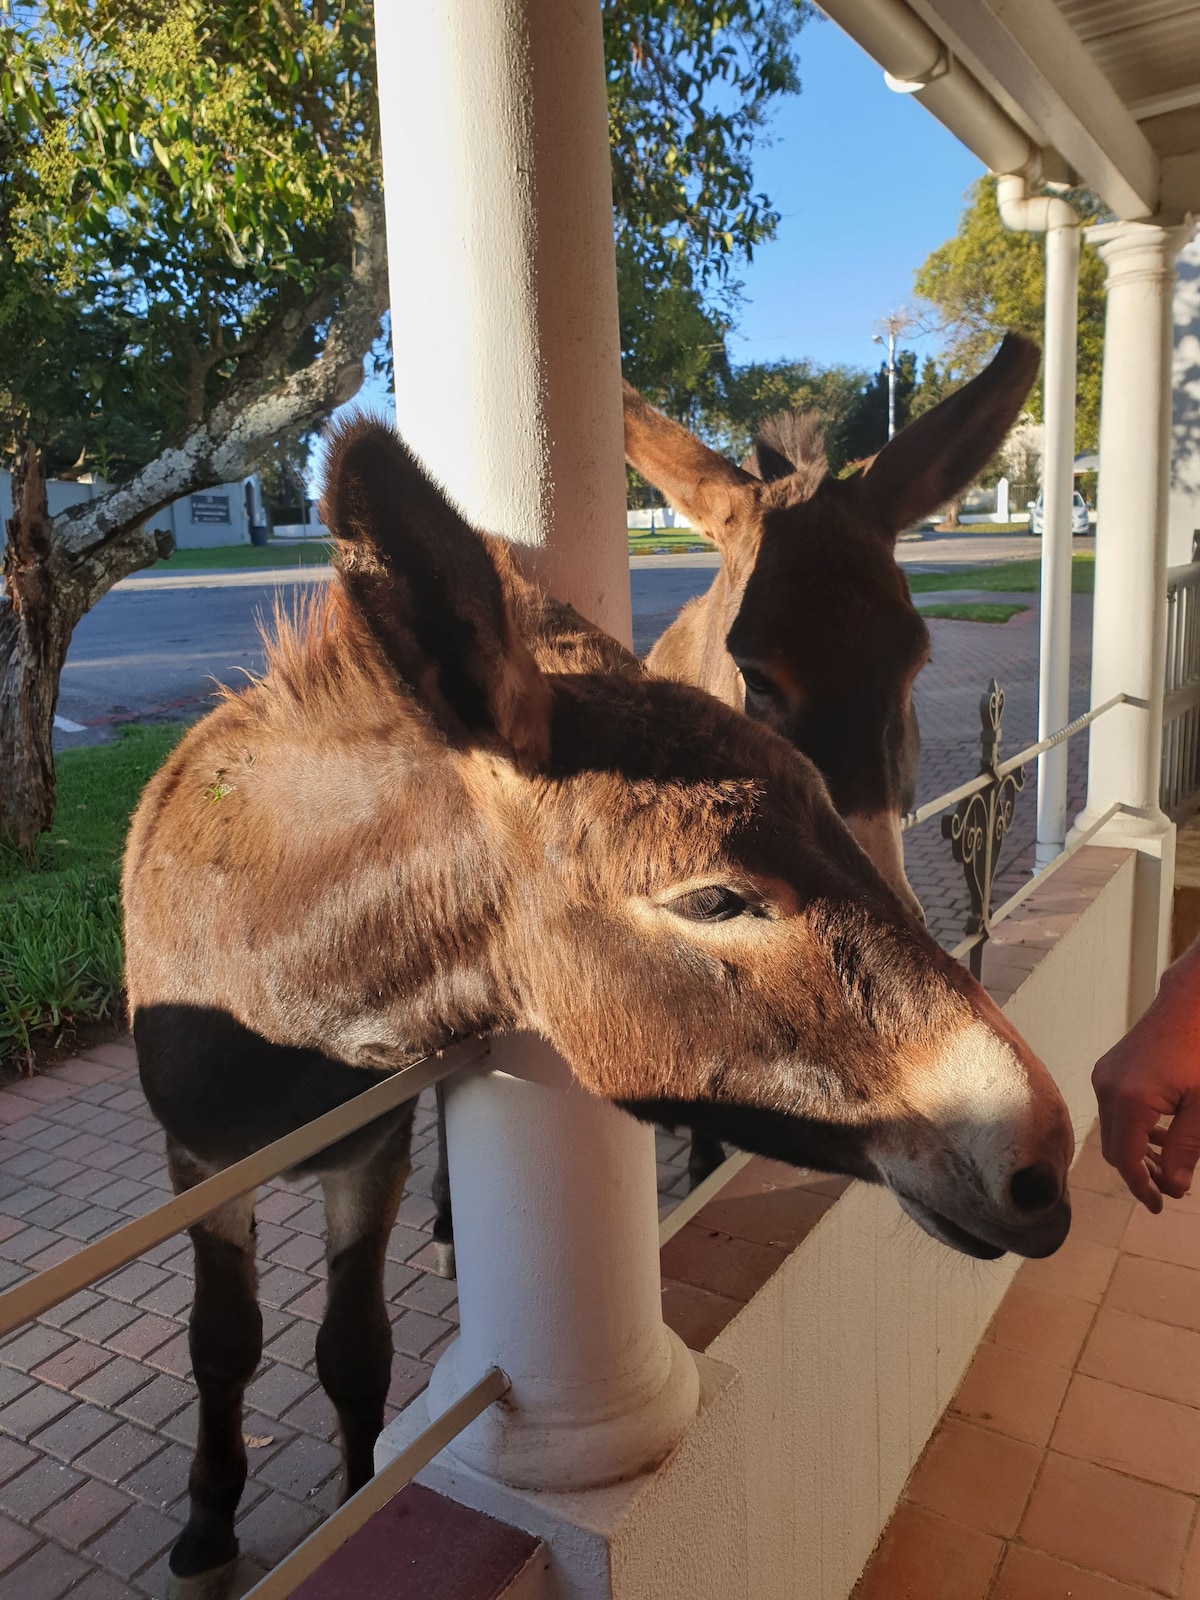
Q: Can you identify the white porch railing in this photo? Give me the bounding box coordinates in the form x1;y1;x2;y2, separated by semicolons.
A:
1162;560;1200;820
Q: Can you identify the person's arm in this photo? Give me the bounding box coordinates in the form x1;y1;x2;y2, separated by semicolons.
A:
1093;938;1200;1211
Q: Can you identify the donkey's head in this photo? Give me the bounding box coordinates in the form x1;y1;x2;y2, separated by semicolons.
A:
624;335;1040;919
312;419;1071;1261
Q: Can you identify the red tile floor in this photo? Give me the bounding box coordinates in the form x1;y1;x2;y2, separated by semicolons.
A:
855;1126;1200;1599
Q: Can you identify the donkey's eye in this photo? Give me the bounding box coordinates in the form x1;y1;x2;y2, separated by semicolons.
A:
739;666;779;701
668;885;750;922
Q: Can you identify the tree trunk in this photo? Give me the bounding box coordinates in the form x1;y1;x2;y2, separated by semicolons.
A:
1;446;171;849
1;447;70;850
0;202;387;851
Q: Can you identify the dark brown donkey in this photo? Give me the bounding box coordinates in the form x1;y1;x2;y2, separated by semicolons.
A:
625;333;1041;1181
123;418;1070;1599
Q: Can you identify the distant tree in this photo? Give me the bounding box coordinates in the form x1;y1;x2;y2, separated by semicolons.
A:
840;350;919;465
608;0;810;407
0;0;811;849
704;358;867;472
913;176;1107;450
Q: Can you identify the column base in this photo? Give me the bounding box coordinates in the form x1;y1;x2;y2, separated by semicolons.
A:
1070;804;1172;846
424;1325;699;1492
377;1352;747;1600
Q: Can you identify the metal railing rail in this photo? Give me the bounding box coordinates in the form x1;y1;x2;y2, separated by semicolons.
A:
1163;560;1200;821
901;680;1127;977
0;1038;487;1338
243;1365;510;1600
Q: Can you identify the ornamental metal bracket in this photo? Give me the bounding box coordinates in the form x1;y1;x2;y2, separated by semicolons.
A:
941;679;1025;978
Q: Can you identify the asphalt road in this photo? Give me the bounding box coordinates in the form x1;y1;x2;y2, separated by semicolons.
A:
52;529;1086;748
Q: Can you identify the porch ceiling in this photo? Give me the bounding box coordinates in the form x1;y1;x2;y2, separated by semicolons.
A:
827;0;1200;221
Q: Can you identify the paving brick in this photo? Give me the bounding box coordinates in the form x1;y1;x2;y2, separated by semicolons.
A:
0;1259;29;1291
53;1059;120;1089
107;1313;178;1362
0;1368;37;1408
0;1452;83;1521
39;1290;101;1330
396;1271;458;1319
56;1206;126;1242
138;1274;194;1319
32;1400;121;1460
257;1266;314;1309
267;1232;325;1273
246;1363;315;1420
75;1422;163;1487
263;1320;315;1370
391;1309;453;1359
35;1478;131;1548
62;1301;141;1345
0;1511;38;1575
0;1437;37;1486
0;1384;76;1441
0;1225;64;1264
255;1432;340;1499
234;1489;321;1567
1;1540;89;1600
32;1341;113;1393
98;1263;169;1306
76;1042;136;1070
60;1570;138;1600
84;1499;181;1580
23;1195;90;1232
116;1372;191;1432
119;1441;192;1511
74;1357;153;1410
277;1387;338;1442
255;1190;309;1226
158;1401;198;1450
145;1329;192;1379
0;1325;73;1373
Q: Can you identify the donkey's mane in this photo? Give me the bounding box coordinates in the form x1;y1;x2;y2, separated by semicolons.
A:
744;411;829;503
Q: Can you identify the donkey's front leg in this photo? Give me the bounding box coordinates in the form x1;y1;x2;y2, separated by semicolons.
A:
166;1141;261;1600
431;1079;455;1280
317;1105;416;1493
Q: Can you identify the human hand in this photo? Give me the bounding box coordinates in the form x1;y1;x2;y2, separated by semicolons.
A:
1093;970;1200;1211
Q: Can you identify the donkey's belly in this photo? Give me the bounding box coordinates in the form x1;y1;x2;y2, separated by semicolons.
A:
133;1002;417;1174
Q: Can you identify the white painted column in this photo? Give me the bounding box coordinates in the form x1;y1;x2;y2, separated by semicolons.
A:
1075;222;1184;1009
372;0;698;1494
1035;217;1081;867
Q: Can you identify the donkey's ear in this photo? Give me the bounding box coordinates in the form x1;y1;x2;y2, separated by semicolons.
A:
855;334;1041;539
623;381;760;571
321;420;551;769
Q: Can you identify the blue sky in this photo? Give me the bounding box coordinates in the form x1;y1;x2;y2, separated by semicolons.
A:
728;16;985;373
342;18;985;456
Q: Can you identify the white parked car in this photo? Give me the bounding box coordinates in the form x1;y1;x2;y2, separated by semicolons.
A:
1028;490;1091;536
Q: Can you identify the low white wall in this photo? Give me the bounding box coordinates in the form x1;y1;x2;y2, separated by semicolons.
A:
709;852;1136;1600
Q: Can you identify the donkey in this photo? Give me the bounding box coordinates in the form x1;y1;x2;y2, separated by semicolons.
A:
123;419;1071;1599
624;333;1041;1182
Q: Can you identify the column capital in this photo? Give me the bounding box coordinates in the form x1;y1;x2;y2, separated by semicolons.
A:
1085;219;1191;283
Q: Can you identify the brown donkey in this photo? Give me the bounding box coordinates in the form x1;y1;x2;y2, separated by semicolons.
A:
625;333;1040;1181
123;419;1071;1598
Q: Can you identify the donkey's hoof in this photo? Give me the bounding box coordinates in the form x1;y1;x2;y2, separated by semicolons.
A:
167;1558;240;1600
434;1240;456;1280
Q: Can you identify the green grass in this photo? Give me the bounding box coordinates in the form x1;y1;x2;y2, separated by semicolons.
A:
907;554;1095;595
628;528;716;556
156;539;331;570
1;724;181;1067
920;602;1028;625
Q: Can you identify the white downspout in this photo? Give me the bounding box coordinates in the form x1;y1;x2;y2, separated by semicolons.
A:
996;175;1081;868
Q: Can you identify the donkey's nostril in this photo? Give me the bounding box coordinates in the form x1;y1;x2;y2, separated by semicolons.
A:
1010;1162;1061;1214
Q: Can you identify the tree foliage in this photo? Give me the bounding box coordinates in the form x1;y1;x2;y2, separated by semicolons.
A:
607;0;810;407
1;0;379;480
913;177;1108;450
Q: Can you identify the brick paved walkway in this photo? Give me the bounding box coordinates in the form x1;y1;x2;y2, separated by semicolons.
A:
0;1037;691;1599
906;596;1092;950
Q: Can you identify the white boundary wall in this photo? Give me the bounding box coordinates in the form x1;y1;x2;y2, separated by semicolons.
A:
709;852;1136;1600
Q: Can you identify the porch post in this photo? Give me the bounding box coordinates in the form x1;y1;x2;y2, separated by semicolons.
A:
372;0;698;1498
1035;216;1080;867
1074;221;1184;1011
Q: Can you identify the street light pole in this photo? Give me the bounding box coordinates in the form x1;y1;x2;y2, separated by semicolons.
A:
874;313;909;442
